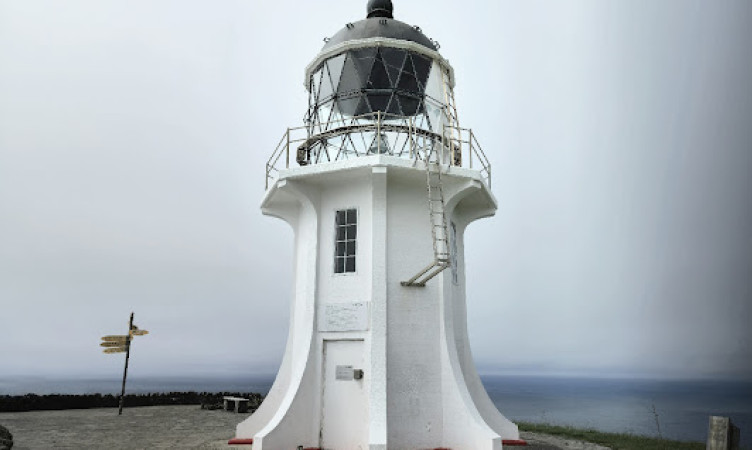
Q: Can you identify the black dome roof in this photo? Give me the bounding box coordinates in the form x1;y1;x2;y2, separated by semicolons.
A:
367;0;393;18
322;1;437;52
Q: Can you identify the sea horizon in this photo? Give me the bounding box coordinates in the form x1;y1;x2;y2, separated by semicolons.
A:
2;373;750;445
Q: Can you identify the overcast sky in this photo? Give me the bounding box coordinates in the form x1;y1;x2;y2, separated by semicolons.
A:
1;0;751;387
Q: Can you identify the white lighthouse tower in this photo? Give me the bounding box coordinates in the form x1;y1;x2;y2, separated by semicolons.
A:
236;1;520;448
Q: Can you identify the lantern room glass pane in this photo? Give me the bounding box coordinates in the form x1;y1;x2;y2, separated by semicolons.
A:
412;54;432;87
338;54;362;94
337;95;361;116
351;47;377;86
402;54;416;75
311;68;323;103
368;93;390;112
327;53;346;92
424;62;445;104
398;94;421;116
381;48;406;72
397;71;418;93
386;94;402;115
319;65;335;101
368;56;391;90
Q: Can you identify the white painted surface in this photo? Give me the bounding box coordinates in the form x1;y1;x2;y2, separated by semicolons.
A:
321;339;368;449
236;156;519;449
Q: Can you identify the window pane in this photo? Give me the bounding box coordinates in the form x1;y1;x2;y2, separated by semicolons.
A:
310;68;322;101
319;65;335;101
335;258;345;273
327;53;347;92
397;72;418;93
386;94;401;115
412;54;432;86
368;93;390;112
355;96;371;116
398;94;421;116
381;47;406;71
338;54;362;95
335;208;357;274
402;54;416;75
337;94;361;117
351;48;376;86
424;63;446;104
368;56;391;90
385;65;401;86
345;257;356;272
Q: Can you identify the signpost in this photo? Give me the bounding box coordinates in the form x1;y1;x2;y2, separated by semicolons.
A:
103;348;127;354
101;312;148;415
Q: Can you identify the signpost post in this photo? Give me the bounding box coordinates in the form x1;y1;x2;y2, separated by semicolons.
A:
101;312;148;415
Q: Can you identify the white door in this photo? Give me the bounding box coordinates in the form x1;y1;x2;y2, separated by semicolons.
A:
321;339;367;449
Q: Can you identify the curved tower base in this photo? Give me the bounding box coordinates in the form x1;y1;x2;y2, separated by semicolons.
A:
236;156;519;450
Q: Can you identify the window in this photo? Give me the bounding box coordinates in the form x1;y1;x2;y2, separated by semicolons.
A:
335;209;357;273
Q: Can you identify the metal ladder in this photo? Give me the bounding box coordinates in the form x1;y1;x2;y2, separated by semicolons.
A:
401;145;450;287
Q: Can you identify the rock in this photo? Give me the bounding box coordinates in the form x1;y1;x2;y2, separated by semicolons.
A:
0;424;13;450
200;402;224;410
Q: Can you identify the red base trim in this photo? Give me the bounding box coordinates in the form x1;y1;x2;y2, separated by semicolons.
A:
502;439;528;446
227;438;253;445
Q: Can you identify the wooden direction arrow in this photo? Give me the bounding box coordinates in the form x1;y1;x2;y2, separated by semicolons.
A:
102;335;129;342
100;341;126;348
103;347;127;354
130;329;149;336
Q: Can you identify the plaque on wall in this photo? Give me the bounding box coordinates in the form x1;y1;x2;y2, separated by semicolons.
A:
335;365;354;380
319;302;369;332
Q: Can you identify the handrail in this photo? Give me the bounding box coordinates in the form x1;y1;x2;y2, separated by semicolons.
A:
265;114;492;190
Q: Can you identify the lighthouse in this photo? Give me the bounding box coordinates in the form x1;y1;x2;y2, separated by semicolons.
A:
236;1;520;448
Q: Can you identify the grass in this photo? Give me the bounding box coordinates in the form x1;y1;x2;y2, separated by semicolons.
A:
516;421;705;450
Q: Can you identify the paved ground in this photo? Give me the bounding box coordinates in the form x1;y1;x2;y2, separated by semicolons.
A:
0;405;247;449
0;405;610;449
520;431;610;450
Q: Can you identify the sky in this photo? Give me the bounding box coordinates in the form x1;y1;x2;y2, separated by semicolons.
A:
0;0;751;387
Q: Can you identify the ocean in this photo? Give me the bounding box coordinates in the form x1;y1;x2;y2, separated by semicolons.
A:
2;374;750;445
483;375;752;445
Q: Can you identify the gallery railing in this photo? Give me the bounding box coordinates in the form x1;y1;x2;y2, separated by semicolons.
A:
265;112;491;190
